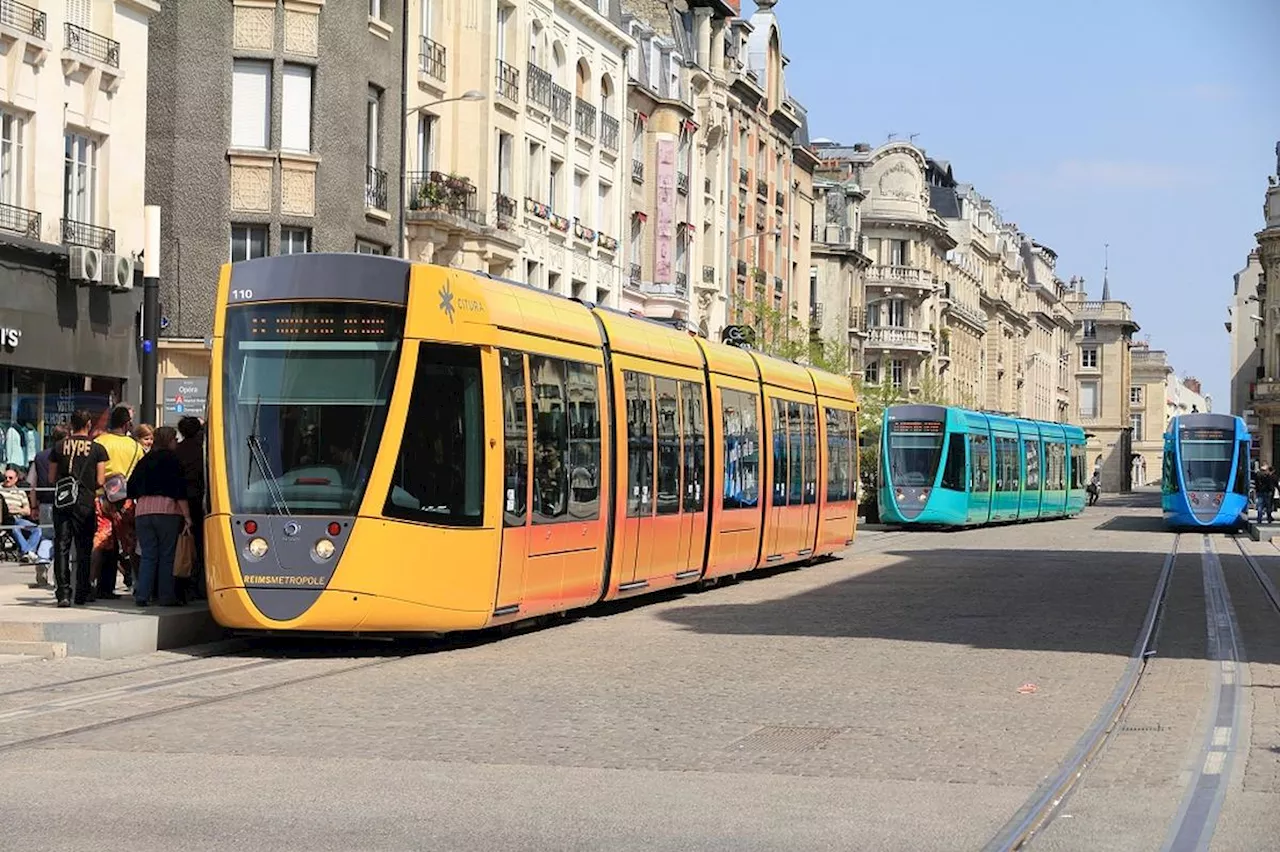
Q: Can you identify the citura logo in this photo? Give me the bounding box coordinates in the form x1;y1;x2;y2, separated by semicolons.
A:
438;281;455;324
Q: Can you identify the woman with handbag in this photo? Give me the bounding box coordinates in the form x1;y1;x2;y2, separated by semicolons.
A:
126;426;191;607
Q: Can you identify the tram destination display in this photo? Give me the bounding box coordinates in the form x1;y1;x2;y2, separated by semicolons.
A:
1179;427;1230;441
889;420;944;434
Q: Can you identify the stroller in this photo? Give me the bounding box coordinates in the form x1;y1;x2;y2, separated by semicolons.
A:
0;497;22;561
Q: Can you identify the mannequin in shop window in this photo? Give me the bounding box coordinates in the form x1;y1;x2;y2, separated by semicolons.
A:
1;419;25;471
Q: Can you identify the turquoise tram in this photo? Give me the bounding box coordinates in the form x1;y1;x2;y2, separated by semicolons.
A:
1161;413;1249;529
879;404;1089;527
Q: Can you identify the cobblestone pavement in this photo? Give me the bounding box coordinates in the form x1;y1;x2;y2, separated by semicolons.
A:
3;496;1271;850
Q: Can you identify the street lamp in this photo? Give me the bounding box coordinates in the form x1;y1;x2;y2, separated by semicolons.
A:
399;90;487;258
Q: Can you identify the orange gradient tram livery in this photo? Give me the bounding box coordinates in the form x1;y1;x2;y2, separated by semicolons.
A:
206;254;859;633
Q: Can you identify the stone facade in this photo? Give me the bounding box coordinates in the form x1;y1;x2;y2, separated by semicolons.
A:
1129;343;1171;487
405;0;631;303
1226;250;1263;422
809;176;871;370
1246;146;1280;464
147;0;404;379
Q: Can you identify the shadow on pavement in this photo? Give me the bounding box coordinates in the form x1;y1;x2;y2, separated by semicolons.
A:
654;536;1274;662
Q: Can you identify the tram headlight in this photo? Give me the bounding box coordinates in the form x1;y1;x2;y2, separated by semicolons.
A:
918;489;930;502
895;490;905;502
246;537;269;559
313;539;336;560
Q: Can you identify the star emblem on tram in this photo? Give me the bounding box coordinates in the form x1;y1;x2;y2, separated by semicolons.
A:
438;281;455;324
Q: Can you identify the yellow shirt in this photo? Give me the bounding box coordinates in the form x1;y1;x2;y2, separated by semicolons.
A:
94;432;143;481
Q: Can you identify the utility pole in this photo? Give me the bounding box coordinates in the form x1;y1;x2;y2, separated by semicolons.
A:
141;205;160;425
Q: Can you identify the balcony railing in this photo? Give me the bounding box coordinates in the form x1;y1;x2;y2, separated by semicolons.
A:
405;171;485;226
495;59;519;104
675;271;688;293
702;265;715;284
0;202;40;240
775;190;785;209
812;224;850;245
1073;299;1135;324
600;113;619;152
865;326;933;352
575;98;597;139
61;218;115;252
866;264;934;291
736;259;748;276
643;279;688;298
494;191;516;228
527;62;552;110
1;0;45;39
943;298;988;329
365;165;388;210
738;167;748;186
676;172;689;195
773;275;783;292
810;302;824;329
704;176;712;196
631;159;644;183
419;36;446;83
628;263;642;287
550;83;571;124
64;22;118;67
756;177;767;197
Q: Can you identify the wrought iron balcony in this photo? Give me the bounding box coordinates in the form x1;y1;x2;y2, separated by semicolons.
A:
1;0;45;39
738;167;748;186
810;302;824;329
419;36;446;83
628;263;642;287
773;275;783;292
756;177;767;197
702;265;715;284
494;192;516;229
365;165;388;210
631;159;644;183
736;259;748;276
527;62;552;110
775;190;785;209
406;170;484;226
675;271;688;293
0;202;40;240
61;218;115;252
600;114;620;152
495;59;519;104
550;83;571;124
64;22;118;67
575;98;597;139
676;172;689;195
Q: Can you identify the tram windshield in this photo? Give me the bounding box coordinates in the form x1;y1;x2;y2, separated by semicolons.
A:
887;421;944;487
222;302;404;515
1178;429;1233;492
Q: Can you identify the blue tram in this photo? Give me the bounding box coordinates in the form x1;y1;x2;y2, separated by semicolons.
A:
1161;413;1249;529
879;404;1088;527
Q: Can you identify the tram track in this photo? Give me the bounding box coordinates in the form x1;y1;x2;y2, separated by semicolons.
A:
982;532;1182;851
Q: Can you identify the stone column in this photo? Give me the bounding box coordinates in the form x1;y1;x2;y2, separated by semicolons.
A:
710;19;725;72
694;7;713;69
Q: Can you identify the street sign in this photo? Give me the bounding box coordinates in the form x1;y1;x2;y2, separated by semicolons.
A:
162;377;208;426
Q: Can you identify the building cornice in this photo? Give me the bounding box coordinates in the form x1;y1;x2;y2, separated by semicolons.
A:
627;82;694;119
562;1;633;50
116;0;162;15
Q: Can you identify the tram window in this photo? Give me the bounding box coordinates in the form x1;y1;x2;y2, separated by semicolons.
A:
1232;441;1249;495
500;350;528;527
680;382;705;513
940;433;966;491
788;402;804;505
825;408;853;502
625;371;654;517
1163;447;1179;493
723;389;760;509
1069;444;1086;489
997;437;1020;491
1024;441;1041;491
383;343;484;527
970;435;990;493
802;404;818;505
530;356;570;524
655;378;681;516
566;362;601;520
772;400;789;506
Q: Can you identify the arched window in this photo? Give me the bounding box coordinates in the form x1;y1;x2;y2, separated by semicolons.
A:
576;59;591;100
529;22;543;66
552;41;567;85
599;74;613;115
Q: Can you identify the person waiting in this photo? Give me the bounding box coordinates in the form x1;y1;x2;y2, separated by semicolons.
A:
48;411;107;607
1;465;44;565
127;426;191;607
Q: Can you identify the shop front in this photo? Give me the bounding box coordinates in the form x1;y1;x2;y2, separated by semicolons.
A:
0;239;140;471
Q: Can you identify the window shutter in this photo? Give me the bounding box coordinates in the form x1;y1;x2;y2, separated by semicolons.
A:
66;0;90;28
231;61;271;149
281;65;312;153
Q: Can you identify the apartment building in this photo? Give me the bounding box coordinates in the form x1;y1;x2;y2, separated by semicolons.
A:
1129;342;1172;487
1064;280;1139;492
1021;241;1075;422
0;0;158;461
406;0;631;306
1244;148;1280;464
809;170;871;370
147;0;405;389
618;0;737;333
1225;249;1262;422
723;0;812;342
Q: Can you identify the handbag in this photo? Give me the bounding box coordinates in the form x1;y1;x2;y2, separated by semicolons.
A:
53;439;92;510
104;441;141;504
173;527;196;579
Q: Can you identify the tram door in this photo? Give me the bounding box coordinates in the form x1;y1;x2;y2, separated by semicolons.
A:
968;432;992;523
617;372;655;586
799;403;819;555
495;351;531;614
766;398;789;559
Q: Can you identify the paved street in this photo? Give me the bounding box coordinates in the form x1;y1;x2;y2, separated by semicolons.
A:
1;494;1278;850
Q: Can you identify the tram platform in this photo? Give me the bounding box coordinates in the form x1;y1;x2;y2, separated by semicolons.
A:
0;562;221;659
1244;519;1280;542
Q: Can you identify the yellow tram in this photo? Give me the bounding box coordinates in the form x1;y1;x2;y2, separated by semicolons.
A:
205;254;858;633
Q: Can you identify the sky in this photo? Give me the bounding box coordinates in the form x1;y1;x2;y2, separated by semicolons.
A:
774;0;1280;410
